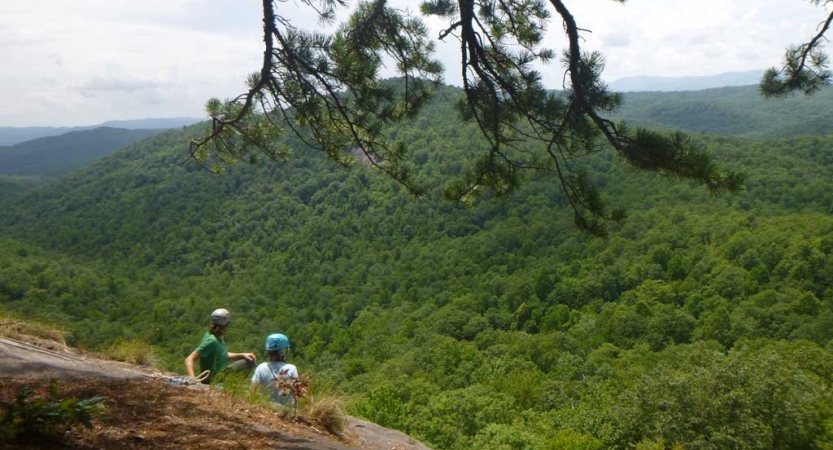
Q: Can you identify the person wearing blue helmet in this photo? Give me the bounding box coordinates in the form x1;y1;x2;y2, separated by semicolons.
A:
251;333;299;405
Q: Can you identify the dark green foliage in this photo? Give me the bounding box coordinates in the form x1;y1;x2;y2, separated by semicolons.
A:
0;176;42;195
354;383;411;431
0;381;105;443
550;340;833;450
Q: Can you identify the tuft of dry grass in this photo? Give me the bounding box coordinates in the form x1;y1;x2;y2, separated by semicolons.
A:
303;394;348;435
101;340;160;367
0;311;67;345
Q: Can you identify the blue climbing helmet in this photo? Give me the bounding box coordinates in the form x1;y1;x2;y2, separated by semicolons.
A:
265;333;290;352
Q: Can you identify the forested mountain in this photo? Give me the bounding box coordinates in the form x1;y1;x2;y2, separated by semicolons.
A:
3;85;826;197
2;85;833;449
97;117;202;130
0;127;163;194
0;127;164;176
609;70;763;92
612;85;833;138
0;117;202;146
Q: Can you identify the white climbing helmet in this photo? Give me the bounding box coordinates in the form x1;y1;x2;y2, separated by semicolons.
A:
211;308;231;327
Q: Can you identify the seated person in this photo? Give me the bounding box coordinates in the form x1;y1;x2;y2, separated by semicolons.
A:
251;333;299;405
184;308;257;384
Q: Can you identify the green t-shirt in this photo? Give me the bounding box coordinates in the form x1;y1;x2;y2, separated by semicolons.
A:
195;331;228;383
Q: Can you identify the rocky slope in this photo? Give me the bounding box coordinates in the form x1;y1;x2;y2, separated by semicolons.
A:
0;324;430;450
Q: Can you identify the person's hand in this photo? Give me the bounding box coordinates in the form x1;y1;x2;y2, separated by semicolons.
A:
228;352;257;364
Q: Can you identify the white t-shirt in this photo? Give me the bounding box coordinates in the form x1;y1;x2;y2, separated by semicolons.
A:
251;361;299;404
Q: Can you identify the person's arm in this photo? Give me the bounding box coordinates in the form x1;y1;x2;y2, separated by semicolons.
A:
184;351;200;377
228;351;257;363
250;364;265;393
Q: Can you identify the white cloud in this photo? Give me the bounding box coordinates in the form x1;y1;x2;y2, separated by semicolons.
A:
557;0;825;80
0;0;829;126
1;0;263;126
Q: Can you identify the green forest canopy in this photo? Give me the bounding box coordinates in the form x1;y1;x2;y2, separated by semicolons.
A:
3;80;833;448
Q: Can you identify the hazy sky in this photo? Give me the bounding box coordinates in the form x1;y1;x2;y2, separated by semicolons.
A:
1;0;828;127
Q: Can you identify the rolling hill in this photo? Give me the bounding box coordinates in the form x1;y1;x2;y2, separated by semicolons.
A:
609;70;764;92
0;127;167;194
2;83;833;449
612;84;833;138
0;127;165;177
0;117;202;146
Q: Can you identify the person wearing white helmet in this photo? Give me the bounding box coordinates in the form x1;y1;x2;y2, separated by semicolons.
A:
184;308;257;384
251;333;299;405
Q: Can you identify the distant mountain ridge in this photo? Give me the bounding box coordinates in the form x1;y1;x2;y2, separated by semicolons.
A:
611;84;833;138
609;70;764;92
2;81;830;197
0;117;203;146
0;127;162;177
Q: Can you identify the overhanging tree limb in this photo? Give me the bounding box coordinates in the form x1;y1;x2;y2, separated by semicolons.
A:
193;0;833;233
761;1;833;98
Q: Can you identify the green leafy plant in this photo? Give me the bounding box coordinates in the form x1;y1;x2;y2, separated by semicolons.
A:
0;381;106;443
354;384;411;431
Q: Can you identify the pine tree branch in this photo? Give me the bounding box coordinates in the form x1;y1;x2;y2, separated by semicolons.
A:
548;0;619;150
189;0;276;158
439;21;462;40
790;8;832;72
763;8;833;98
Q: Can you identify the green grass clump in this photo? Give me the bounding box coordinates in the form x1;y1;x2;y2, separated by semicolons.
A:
102;340;159;367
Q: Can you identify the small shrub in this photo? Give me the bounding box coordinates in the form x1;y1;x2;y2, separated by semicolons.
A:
275;372;310;401
0;381;106;443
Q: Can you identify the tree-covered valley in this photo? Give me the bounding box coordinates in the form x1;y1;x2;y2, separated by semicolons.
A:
2;84;833;449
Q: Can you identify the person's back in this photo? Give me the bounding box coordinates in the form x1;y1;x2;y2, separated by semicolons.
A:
252;360;299;404
252;333;298;405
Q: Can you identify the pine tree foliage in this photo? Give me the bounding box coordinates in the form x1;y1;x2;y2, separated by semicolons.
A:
190;0;756;233
760;0;833;98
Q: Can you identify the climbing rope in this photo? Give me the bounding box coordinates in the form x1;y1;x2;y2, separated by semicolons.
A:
152;369;211;387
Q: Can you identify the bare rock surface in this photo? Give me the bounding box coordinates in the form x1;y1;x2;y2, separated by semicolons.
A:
0;335;431;450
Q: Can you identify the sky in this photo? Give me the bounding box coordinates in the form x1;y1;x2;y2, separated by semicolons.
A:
0;0;828;127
